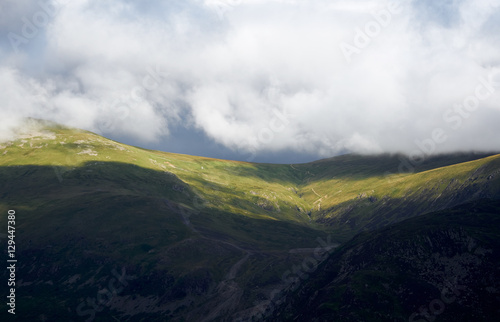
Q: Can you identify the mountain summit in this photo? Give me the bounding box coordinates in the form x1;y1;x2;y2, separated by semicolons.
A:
1;120;499;321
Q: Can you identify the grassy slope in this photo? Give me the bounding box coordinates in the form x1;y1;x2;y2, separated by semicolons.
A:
299;153;500;207
295;153;500;238
2;121;499;239
0;121;313;225
0;121;326;321
0;119;499;320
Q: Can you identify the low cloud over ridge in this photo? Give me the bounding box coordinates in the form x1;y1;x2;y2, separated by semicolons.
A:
1;0;500;161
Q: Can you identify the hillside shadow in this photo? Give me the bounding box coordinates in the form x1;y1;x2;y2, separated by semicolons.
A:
0;162;330;251
0;161;195;204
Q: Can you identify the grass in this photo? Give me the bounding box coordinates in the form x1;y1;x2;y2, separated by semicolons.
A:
0;119;499;321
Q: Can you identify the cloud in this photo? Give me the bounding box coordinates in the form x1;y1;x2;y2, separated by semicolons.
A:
1;0;499;160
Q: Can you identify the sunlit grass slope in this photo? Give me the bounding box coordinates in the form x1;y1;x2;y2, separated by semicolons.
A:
294;153;500;235
0;120;326;321
0;120;313;225
1;119;499;239
1;119;499;321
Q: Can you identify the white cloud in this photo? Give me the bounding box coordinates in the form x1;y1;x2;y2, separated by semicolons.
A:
1;0;499;158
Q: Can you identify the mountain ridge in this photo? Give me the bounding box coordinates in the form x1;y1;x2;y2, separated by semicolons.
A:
1;119;499;321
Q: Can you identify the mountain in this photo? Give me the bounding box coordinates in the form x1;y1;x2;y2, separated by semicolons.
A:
269;199;500;321
0;119;499;321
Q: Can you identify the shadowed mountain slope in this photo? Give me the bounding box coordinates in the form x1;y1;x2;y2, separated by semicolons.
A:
0;119;499;321
270;199;500;321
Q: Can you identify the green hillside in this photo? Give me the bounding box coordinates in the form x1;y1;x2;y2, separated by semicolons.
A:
297;152;500;236
0;119;499;321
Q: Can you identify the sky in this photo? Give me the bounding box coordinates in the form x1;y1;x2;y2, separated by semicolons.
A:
0;0;499;163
